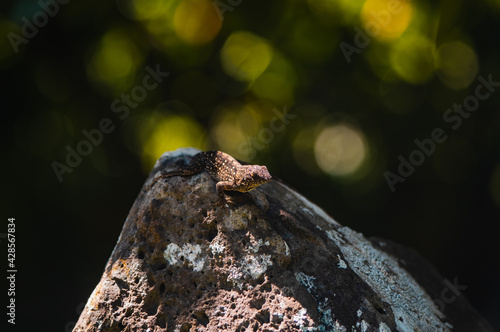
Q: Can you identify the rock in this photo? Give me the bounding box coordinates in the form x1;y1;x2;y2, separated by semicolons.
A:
73;148;494;332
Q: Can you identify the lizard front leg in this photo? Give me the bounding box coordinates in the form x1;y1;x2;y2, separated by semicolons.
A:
215;180;236;196
215;180;236;205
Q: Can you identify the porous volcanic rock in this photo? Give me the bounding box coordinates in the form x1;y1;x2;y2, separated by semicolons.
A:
73;148;494;332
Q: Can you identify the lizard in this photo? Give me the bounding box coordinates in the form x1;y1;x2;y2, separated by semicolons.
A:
148;151;272;202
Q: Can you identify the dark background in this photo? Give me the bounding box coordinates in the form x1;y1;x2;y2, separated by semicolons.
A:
1;0;499;330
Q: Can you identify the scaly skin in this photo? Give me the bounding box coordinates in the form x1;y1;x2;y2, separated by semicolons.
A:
149;151;272;200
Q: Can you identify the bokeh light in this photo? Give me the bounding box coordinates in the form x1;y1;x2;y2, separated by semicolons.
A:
251;53;297;105
361;0;413;41
220;31;274;82
129;0;174;20
86;29;144;94
210;102;264;160
436;41;478;90
173;0;221;45
122;0;181;52
314;124;368;176
135;112;207;171
390;33;436;84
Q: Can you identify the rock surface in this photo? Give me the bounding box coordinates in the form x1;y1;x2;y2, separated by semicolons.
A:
73;148;494;332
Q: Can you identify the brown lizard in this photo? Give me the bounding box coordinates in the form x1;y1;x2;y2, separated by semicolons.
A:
148;151;272;201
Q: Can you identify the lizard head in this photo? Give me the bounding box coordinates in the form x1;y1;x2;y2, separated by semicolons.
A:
238;165;272;192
